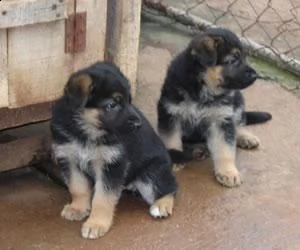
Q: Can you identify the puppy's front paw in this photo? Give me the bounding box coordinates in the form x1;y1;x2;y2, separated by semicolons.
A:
81;221;111;239
237;131;260;149
150;194;174;218
61;204;90;221
215;167;242;188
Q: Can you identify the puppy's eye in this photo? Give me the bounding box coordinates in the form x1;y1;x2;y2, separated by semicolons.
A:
104;102;117;112
234;52;241;58
114;95;122;103
224;55;239;65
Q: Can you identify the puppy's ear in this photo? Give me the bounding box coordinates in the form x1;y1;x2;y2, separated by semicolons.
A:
191;35;223;52
65;73;92;100
190;35;224;67
210;36;224;48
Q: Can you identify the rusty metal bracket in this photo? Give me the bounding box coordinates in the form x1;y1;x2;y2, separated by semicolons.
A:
65;12;86;53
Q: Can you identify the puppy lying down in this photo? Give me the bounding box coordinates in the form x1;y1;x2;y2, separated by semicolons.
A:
51;62;177;239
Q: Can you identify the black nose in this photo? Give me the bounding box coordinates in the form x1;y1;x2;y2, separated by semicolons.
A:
245;68;257;82
128;117;142;129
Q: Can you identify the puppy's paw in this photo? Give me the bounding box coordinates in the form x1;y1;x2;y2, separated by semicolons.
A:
81;221;111;239
150;194;174;218
215;167;242;188
172;164;185;172
61;204;90;221
237;131;260;149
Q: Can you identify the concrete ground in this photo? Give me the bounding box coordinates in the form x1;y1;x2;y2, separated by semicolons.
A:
1;27;300;250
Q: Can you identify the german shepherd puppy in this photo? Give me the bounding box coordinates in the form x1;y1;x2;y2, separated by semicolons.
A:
157;28;272;188
51;62;177;239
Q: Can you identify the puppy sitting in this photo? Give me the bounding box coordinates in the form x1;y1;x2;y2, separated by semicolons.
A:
157;28;272;188
51;62;177;239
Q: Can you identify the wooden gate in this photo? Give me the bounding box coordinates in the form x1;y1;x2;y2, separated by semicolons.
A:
0;0;142;172
0;0;141;130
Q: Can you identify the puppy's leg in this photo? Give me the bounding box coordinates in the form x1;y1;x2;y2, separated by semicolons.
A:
150;194;175;218
207;122;242;187
159;123;186;171
60;159;91;221
157;103;190;170
135;167;177;218
81;159;125;239
158;119;183;152
236;126;260;149
81;183;120;239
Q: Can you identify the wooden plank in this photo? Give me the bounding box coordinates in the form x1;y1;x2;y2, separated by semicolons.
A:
72;0;107;71
7;0;76;108
0;29;8;108
105;0;142;97
8;21;71;108
0;101;52;130
0;0;67;29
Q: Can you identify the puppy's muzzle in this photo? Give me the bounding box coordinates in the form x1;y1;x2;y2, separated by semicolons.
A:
245;67;257;83
128;117;142;129
127;106;142;129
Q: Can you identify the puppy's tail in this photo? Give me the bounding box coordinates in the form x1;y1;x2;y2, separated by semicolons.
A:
168;149;193;164
245;111;272;125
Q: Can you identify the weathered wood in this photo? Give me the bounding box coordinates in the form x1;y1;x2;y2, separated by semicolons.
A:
0;101;52;130
73;12;87;53
64;13;76;53
7;19;73;108
6;0;76;108
0;29;8;108
72;0;107;71
106;0;142;97
0;0;67;29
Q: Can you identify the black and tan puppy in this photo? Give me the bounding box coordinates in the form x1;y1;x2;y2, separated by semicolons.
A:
157;28;271;188
51;62;177;239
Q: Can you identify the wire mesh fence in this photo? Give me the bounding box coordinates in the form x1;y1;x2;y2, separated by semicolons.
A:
143;0;300;77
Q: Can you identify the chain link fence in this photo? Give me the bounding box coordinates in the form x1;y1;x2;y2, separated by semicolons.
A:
143;0;300;77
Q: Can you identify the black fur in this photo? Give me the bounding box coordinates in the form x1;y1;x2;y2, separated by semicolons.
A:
245;111;272;125
104;105;178;200
157;28;272;187
51;62;177;239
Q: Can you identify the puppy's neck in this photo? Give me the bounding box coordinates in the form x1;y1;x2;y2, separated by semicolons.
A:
199;84;232;103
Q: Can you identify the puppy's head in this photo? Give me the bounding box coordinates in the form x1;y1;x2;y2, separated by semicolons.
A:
65;62;142;134
188;28;257;94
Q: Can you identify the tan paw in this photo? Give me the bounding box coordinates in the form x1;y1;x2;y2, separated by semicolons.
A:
150;194;174;218
172;164;185;172
61;204;90;221
81;221;111;239
215;167;242;188
237;132;260;149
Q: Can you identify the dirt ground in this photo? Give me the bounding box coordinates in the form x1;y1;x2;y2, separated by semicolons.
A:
1;42;300;249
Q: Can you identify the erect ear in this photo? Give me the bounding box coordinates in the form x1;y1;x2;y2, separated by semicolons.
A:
210;35;224;48
190;35;223;53
65;73;92;99
190;35;224;67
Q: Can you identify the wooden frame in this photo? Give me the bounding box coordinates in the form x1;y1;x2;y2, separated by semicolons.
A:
0;0;67;29
0;0;142;172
